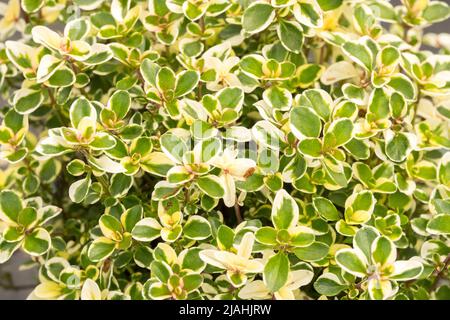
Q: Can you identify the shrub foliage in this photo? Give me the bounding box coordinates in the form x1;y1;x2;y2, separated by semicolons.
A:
0;0;449;300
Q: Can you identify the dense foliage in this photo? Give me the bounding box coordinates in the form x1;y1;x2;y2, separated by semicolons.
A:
0;0;449;300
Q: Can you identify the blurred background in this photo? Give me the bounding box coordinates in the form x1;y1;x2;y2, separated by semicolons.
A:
0;0;450;300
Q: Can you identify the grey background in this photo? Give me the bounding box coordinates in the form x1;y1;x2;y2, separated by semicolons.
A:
0;0;450;300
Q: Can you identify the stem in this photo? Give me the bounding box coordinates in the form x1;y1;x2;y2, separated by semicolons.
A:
431;254;450;292
234;203;243;224
47;87;65;125
135;68;146;91
67;59;88;96
354;280;365;291
197;81;203;98
199;16;205;33
79;149;111;196
319;44;326;64
184;187;190;204
97;174;111;196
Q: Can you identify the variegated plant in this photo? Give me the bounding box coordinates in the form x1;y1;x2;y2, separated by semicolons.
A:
0;0;449;301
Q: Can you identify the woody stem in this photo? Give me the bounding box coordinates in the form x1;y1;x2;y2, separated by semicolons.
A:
234;203;243;224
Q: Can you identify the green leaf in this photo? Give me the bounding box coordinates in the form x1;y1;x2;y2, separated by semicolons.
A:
68;176;91;203
70;97;96;128
183;216;211;240
47;67;76;88
88;237;116;262
217;87;244;110
167;166;192;185
157;67;176;93
148;283;171;300
385;131;416;163
3;227;24;243
263;252;289;292
161;228;182;245
293;2;323;28
368;1;397;22
121;205;143;233
317;0;342;11
380;46;400;67
255;227;277;246
387;75;416;101
252;120;285;151
335;249;367;277
242;2;275;34
426;214;450;235
175;70;199;97
344;139;370;160
22;228;51;256
14;89;44;114
371;236;395;266
290;107;322;139
389;92;407;119
22;0;45;13
314;273;347;296
183;273;203;292
323;119;354;149
342;84;365;104
0;190;23;223
299;89;333;121
277;19;303;53
134;246;154;269
342;40;373;71
109;90;130;119
390;260;424;281
23;174;40;195
423;1;450;23
151;260;172;283
89;133;116;150
141;152;174;177
353;162;373;187
152;181;181;200
271;189;299;230
336;220;358;237
181;248;206;273
344;190;375;225
263;86;292;110
313;197;340;221
217;225;235;250
368;88;390;120
109;173;133;198
196;175;225;199
298;138;322;158
240;55;264;78
132;218;162;242
183;1;205;20
18;207;38;228
293;242;329;262
140;59;160;86
99;214;123;239
290;228;315;247
296;64;323;88
65;17;90;40
353;226;379;262
160;131;188;163
0;239;21;263
194;137;222;162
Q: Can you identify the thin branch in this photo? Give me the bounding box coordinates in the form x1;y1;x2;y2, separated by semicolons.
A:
431;254;450;292
234;203;243;224
46;87;66;125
